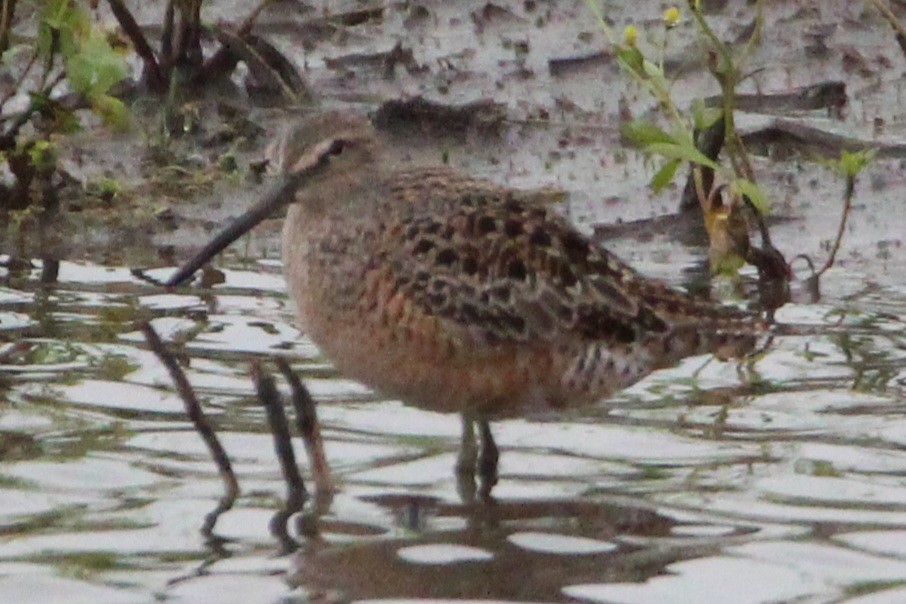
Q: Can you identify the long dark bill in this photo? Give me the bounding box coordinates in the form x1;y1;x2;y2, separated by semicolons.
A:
165;138;344;288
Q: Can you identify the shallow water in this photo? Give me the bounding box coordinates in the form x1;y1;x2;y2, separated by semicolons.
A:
2;254;906;604
4;1;906;601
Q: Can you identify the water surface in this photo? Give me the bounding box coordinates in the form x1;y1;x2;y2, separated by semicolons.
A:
2;255;906;603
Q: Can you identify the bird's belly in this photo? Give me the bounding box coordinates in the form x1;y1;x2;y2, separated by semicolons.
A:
283;238;702;416
297;307;672;417
305;317;558;415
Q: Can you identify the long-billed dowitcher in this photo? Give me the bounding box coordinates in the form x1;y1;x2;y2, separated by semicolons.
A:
167;110;762;493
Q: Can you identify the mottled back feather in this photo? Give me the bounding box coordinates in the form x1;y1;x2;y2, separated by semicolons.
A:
365;166;752;348
276;111;764;415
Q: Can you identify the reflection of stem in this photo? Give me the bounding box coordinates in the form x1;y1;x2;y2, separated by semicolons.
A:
816;173;856;277
166;533;232;588
201;498;235;538
141;323;239;534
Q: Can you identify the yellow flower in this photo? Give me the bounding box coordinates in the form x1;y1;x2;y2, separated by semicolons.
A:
623;25;638;47
664;7;680;28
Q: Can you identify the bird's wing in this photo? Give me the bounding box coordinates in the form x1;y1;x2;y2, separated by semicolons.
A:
376;168;674;346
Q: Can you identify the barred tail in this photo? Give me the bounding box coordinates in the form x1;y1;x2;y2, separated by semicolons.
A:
659;319;765;367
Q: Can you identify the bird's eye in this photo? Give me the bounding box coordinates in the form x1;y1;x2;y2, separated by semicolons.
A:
329;139;347;156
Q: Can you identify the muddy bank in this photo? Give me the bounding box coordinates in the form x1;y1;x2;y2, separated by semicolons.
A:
1;0;903;280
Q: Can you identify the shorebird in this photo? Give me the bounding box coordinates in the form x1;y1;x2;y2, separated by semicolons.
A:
167;110;763;495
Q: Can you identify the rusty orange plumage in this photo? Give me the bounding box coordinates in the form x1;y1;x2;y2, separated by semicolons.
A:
274;112;758;413
172;110;765;494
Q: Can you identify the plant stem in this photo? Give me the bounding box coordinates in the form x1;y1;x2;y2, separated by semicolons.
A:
106;0;165;91
584;0;617;46
691;2;758;185
0;0;16;56
816;172;856;277
0;44;38;114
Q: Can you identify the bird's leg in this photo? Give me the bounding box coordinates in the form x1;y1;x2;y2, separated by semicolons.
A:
477;418;499;498
456;413;477;475
141;323;238;536
455;414;478;502
276;358;334;498
251;362;308;527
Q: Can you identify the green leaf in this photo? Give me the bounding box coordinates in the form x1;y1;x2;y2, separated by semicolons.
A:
669;125;697;149
642;59;664;79
39;0;126;97
620;119;675;147
642;59;671;95
89;93;130;130
39;0;88;57
66;31;127;95
40;0;71;29
615;45;644;75
644;141;720;170
691;97;723;131
838;149;876;178
26;140;57;171
730;178;770;214
650;158;681;193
